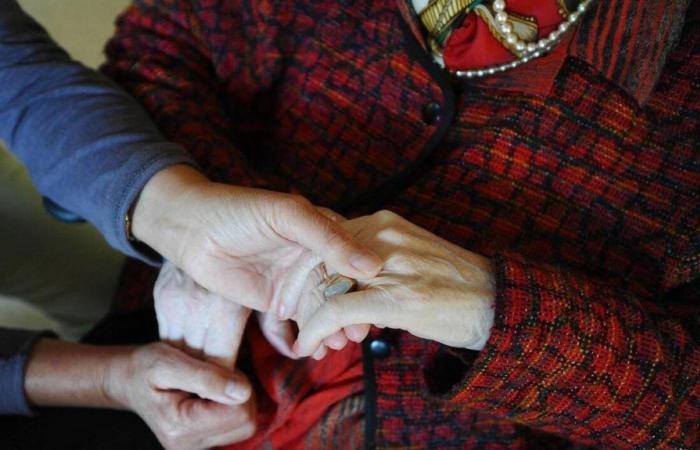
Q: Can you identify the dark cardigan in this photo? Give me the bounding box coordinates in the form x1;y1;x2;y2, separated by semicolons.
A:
104;0;700;447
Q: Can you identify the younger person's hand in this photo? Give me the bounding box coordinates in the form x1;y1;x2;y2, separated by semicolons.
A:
106;342;256;450
25;339;256;450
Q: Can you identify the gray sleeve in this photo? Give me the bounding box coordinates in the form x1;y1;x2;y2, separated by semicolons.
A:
0;328;52;416
0;0;197;263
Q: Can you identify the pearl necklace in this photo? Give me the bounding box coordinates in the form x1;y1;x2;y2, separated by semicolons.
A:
454;0;594;78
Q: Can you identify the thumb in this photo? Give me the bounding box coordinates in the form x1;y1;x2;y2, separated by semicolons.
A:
277;199;382;279
152;349;252;405
295;289;393;357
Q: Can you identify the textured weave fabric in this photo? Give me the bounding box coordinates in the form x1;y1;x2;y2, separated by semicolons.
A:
413;0;581;72
104;0;700;448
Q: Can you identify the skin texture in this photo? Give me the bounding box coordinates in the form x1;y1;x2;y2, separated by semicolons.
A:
135;164;381;374
24;339;255;450
294;210;497;357
154;260;298;366
131;165;383;316
17;164;385;449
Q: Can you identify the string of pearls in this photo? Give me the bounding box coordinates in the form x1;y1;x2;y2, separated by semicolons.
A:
455;0;594;78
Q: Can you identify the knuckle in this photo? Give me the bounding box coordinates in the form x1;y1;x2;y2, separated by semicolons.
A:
159;424;182;447
153;342;179;362
323;299;345;320
375;226;408;245
322;225;350;249
281;194;312;212
385;250;418;272
149;345;182;377
203;370;224;390
373;209;398;223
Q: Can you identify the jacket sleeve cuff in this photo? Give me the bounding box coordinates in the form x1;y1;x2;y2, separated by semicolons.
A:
420;252;685;448
0;329;55;415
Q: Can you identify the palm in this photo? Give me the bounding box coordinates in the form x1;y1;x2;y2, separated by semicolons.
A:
142;179;381;317
178;196;324;314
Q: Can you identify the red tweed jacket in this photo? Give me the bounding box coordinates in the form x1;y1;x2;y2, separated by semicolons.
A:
104;0;700;448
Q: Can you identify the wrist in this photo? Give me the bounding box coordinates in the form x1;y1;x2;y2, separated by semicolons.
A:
24;339;132;410
102;346;138;410
130;164;210;260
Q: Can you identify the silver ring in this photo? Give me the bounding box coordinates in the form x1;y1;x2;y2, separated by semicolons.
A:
317;263;357;298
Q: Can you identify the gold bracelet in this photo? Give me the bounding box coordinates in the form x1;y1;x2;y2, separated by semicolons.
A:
124;209;136;242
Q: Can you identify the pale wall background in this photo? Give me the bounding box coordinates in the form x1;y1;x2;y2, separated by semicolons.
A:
0;0;131;339
19;0;130;68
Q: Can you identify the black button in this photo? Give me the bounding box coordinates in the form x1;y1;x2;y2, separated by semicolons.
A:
422;101;442;125
369;339;391;358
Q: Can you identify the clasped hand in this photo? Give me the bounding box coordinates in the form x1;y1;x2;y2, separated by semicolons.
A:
294;210;496;357
146;175;496;448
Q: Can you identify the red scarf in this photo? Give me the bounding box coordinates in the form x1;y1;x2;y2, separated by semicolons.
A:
226;325;363;449
441;0;572;70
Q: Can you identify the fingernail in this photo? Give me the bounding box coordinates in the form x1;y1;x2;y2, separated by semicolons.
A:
312;346;327;360
345;327;364;343
225;381;247;403
350;252;381;274
278;304;287;320
292;341;301;356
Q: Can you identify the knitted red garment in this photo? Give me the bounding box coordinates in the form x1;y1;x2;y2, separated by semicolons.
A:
105;0;700;448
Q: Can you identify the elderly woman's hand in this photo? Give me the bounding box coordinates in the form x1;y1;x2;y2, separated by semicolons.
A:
155;261;299;366
294;210;496;357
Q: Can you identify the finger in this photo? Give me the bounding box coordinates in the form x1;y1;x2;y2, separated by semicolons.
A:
344;324;370;343
183;319;207;355
187;400;257;447
274;251;323;321
312;344;328;360
277;199;383;279
323;330;348;350
295;289;393;356
203;306;252;370
205;424;257;448
154;261;190;343
257;312;298;359
152;351;252;405
156;312;168;341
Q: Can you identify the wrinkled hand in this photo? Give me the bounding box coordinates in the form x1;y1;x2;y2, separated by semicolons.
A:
133;165;382;316
155;261;297;366
295;210;496;357
105;342;256;450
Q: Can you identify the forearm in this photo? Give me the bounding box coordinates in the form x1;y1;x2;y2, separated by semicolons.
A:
0;0;195;262
24;339;131;410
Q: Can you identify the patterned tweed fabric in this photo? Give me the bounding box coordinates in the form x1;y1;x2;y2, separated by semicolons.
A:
104;0;700;448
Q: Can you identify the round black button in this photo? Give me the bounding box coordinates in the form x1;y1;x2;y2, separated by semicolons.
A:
369;339;391;358
422;101;442;125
